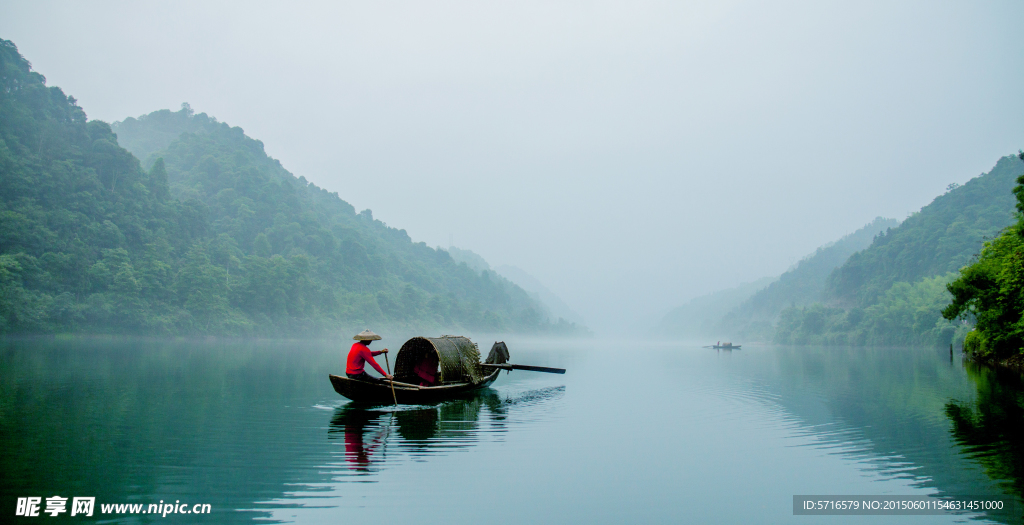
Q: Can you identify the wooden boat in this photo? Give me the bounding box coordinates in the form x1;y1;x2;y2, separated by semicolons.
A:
712;342;741;349
330;336;563;405
329;369;500;405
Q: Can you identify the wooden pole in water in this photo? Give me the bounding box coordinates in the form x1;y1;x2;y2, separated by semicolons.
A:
384;351;398;407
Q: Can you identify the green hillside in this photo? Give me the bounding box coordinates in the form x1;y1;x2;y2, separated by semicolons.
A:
776;155;1024;346
942;152;1024;361
0;39;570;336
826;155;1024;308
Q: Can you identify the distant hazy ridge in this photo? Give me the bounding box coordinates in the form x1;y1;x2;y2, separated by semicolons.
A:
446;247;589;330
654;276;777;340
658;154;1024;346
656;217;896;340
717;217;899;341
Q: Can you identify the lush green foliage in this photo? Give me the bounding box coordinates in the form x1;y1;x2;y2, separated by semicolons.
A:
775;273;970;346
0;40;580;336
774;155;1023;347
942;153;1024;359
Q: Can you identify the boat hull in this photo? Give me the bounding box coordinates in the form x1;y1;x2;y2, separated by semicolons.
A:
329;369;501;405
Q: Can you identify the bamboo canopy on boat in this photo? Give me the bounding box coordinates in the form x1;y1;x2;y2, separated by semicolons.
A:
394;335;486;384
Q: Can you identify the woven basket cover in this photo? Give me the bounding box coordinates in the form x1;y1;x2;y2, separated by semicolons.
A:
394;335;484;384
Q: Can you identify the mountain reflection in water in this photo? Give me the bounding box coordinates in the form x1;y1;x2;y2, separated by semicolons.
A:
328;387;565;472
946;362;1024;499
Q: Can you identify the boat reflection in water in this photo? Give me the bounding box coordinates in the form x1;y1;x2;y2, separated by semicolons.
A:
328;386;565;472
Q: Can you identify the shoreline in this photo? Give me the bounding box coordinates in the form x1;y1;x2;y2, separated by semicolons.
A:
965;351;1024;375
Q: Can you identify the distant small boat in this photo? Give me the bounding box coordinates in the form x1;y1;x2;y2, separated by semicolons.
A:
706;342;741;349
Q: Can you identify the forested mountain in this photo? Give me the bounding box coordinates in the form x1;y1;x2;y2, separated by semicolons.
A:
776;155;1024;346
0;39;575;336
1;39;189;333
713;217;898;341
826;155;1024;309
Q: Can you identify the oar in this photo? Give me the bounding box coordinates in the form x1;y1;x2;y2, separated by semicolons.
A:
383;351;398;407
480;363;566;374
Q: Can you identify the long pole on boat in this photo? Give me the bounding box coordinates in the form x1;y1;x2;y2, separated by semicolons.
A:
383;351;398;407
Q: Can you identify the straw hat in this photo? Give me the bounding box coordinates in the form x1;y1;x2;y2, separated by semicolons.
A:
353;330;382;341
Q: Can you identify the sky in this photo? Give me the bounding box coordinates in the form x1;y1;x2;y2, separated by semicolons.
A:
2;1;1023;335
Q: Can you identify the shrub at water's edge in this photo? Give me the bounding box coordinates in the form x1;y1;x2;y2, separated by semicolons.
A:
943;152;1024;362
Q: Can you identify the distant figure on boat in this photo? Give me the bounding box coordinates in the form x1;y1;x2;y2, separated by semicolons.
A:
346;330;393;383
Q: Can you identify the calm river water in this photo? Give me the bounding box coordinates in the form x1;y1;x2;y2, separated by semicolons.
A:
2;337;1023;524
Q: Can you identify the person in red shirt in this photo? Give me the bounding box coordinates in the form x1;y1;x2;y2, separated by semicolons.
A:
346;330;393;383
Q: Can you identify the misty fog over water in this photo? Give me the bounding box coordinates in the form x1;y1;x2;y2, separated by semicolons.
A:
3;1;1022;335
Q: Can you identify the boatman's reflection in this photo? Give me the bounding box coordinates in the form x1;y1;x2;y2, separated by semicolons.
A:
336;409;386;471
